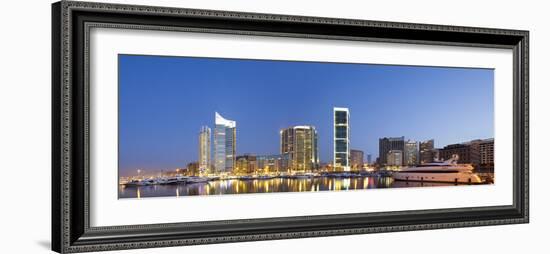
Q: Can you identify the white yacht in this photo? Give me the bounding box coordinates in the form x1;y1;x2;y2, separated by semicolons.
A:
186;176;209;184
124;178;156;186
156;177;179;185
292;172;317;179
393;155;483;184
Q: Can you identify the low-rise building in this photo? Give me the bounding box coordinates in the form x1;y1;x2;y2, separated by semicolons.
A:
350;149;364;170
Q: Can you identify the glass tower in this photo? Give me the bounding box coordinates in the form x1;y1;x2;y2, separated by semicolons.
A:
214;112;236;173
333;107;350;171
420;139;435;164
404;140;419;166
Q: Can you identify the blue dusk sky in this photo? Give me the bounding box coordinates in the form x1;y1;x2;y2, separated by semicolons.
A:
118;55;494;176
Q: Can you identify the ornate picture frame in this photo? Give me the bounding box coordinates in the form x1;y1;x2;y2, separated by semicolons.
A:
52;1;529;253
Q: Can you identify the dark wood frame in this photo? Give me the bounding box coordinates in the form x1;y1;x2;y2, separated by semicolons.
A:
52;1;529;253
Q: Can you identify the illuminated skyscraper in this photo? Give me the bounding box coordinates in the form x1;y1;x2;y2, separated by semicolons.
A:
420;139;435;164
280;126;319;171
333;107;350;171
198;126;211;173
404;140;419;166
214;112;236;173
387;150;403;166
379;136;404;165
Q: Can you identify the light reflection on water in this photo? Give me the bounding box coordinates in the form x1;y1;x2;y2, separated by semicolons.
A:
119;176;456;199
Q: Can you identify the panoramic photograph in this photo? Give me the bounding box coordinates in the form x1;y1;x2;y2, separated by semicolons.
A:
118;54;495;199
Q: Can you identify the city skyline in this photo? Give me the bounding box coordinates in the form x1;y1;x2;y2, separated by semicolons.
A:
119;55;494;176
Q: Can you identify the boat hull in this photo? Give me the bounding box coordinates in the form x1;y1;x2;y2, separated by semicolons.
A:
393;171;483;184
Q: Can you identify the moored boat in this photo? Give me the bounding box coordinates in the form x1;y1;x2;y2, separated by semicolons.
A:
239;175;257;181
393;155;482;184
186;176;209;184
124;178;156;186
156;177;179;184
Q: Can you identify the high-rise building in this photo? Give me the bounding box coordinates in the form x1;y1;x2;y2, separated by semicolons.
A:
387;150;403;166
214;112;236;173
366;154;372;165
333;107;350;171
379;136;404;165
404;140;419;166
479;138;494;165
350;149;364;170
478;138;494;173
420;139;435;164
198;126;211;173
280;126;319;171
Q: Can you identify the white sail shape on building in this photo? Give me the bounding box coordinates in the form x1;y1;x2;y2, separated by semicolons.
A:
215;112;236;128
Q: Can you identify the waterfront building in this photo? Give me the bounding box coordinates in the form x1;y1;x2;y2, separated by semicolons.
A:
280;126;319;172
479;138;495;165
186;162;199;176
420;139;435;164
256;154;290;173
477;138;494;173
404;140;419;166
319;162;333;172
366;154;372;165
350;149;364;170
198;126;211;173
439;142;480;166
387;150;403;166
333;107;350;171
213;112;236;173
379;136;404;165
235;154;257;175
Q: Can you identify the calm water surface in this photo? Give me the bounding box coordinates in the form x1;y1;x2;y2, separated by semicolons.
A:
119;176;455;199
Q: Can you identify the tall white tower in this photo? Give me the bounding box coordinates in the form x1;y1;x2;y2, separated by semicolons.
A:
214;112;236;173
333;107;350;171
